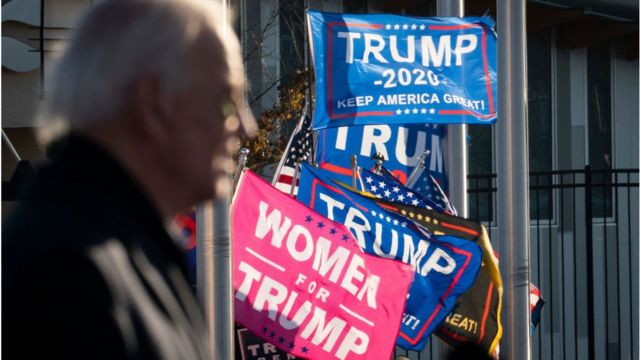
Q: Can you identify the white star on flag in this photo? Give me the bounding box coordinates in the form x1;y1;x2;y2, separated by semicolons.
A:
411;24;417;30
402;24;408;30
429;108;436;114
393;186;400;193
411;199;419;206
371;185;378;192
378;181;386;189
394;24;400;30
396;109;402;115
407;192;414;198
384;190;391;197
419;24;426;30
385;24;391;29
397;194;405;201
421;108;427;114
404;109;410;114
366;176;373;184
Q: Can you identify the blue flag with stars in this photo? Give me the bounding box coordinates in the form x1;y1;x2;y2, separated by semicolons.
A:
296;163;482;350
359;167;450;214
307;10;497;129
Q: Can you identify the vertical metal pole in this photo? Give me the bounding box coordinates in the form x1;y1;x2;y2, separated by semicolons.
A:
233;148;250;188
39;0;45;97
311;130;318;167
215;0;235;353
584;165;595;360
437;0;468;219
197;123;235;358
196;202;215;356
351;154;358;188
405;150;430;188
436;2;465;357
212;187;233;360
497;0;531;359
195;1;236;358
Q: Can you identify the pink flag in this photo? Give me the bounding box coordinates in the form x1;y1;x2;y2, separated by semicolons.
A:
232;170;414;360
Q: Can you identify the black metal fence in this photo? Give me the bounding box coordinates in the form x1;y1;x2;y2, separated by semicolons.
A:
394;166;639;359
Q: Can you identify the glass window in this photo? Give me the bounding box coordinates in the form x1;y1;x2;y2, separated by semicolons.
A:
467;29;554;223
528;30;553;221
468;125;494;223
587;41;613;218
279;0;305;84
344;0;368;14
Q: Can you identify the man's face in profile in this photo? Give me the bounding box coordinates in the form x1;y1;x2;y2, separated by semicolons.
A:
160;36;245;202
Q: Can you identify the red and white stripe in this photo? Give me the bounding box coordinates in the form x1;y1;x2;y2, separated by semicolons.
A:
274;166;300;196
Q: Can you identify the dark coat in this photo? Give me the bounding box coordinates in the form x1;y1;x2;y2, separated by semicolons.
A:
2;135;210;359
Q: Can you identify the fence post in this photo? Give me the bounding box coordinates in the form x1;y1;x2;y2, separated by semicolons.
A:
584;164;594;360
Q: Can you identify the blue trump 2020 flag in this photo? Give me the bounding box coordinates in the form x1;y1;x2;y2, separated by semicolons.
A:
296;162;482;350
307;10;497;129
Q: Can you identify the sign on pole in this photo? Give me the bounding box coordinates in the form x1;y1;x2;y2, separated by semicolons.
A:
232;170;414;359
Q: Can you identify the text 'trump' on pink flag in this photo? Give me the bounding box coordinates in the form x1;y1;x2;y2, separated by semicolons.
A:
232;170;414;360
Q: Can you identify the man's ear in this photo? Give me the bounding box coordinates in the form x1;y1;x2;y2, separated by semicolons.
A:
132;75;170;140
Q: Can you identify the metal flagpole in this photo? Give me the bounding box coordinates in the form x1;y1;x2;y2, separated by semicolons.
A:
434;2;465;357
351;154;358;188
405;149;430;188
233;148;250;188
196;189;235;360
372;152;385;175
437;0;468;220
195;201;215;356
271;113;306;186
195;0;236;358
210;182;234;360
2;130;21;161
290;160;302;197
497;0;532;359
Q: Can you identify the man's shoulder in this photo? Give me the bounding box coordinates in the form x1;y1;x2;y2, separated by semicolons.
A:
3;196;112;284
2;223;129;359
5;193;100;240
2;204;117;317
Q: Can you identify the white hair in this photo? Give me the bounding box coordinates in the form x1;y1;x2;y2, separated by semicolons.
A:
40;0;245;142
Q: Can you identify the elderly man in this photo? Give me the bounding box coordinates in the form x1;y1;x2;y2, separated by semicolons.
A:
2;0;256;358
